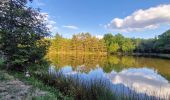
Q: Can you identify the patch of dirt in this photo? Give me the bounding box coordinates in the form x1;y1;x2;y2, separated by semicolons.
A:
0;71;49;100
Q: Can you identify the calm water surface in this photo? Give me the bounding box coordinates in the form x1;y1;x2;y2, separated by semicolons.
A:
47;54;170;99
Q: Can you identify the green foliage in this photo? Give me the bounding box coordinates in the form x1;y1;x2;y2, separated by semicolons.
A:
4;69;71;100
48;30;170;55
37;73;116;100
103;33;135;54
122;39;135;53
48;33;107;54
51;29;170;55
155;30;170;53
109;43;120;53
103;30;170;54
0;0;49;70
133;30;170;54
0;58;4;68
103;33;114;46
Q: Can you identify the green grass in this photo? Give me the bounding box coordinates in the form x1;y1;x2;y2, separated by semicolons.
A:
0;59;72;100
9;71;73;100
36;73;116;100
0;71;14;81
0;58;4;67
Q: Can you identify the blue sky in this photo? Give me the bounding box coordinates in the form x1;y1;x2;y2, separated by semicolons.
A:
30;0;170;39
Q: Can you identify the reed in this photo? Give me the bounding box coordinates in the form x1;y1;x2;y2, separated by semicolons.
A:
34;72;170;100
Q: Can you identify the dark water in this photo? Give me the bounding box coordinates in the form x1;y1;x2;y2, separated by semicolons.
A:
47;54;170;99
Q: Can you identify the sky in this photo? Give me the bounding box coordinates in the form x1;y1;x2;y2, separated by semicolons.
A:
29;0;170;39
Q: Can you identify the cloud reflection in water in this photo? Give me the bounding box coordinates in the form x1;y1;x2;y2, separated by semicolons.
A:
49;66;170;99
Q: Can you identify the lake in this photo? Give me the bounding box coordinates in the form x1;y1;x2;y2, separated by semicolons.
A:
47;54;170;99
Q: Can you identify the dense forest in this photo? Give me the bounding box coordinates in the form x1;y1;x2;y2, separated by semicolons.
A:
48;33;107;55
103;33;135;54
134;30;170;54
47;30;170;55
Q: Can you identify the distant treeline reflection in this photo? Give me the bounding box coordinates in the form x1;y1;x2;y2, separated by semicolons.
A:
46;54;170;81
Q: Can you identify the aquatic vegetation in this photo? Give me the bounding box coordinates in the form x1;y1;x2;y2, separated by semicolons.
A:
34;68;170;100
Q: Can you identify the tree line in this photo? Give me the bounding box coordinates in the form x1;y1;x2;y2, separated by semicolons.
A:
104;30;170;54
48;30;170;55
134;30;170;54
48;33;107;54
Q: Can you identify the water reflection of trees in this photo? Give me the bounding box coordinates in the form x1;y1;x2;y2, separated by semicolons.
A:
104;56;170;81
47;54;170;80
47;54;107;72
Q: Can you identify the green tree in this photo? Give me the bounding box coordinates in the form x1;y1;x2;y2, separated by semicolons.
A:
109;43;120;53
115;33;124;47
103;33;113;52
154;30;170;53
0;0;49;70
47;32;107;54
122;39;135;53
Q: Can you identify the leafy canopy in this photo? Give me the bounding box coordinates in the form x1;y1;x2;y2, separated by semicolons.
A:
0;0;49;70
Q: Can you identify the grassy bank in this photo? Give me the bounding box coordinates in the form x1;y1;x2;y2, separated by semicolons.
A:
11;72;72;100
0;58;72;100
35;72;117;100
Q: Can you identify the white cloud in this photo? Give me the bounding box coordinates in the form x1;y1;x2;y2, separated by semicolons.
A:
107;68;170;99
62;25;79;30
105;4;170;32
41;13;58;34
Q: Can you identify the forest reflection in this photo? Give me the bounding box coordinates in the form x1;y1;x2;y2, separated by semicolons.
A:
47;54;170;81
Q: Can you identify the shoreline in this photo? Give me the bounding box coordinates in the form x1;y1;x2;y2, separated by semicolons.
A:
46;52;170;59
132;53;170;59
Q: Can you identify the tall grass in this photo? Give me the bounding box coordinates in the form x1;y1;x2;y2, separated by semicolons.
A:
35;73;115;100
34;71;170;100
0;58;4;67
